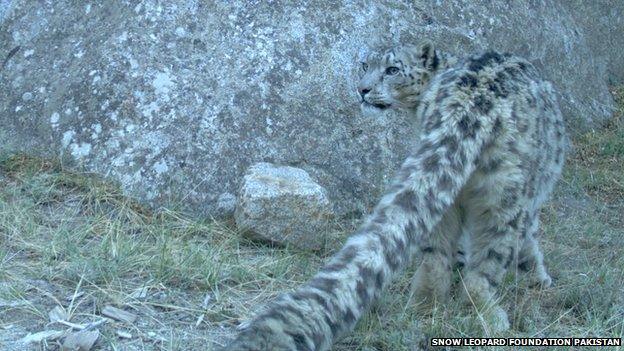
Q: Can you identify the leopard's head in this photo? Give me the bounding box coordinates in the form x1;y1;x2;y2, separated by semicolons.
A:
357;40;440;111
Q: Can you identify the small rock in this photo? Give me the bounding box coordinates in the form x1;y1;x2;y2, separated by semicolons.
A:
146;331;167;342
21;92;33;101
62;330;99;351
65;291;85;302
195;314;205;327
235;162;334;250
216;192;237;217
21;330;65;343
101;305;137;324
49;306;68;323
129;286;149;299
201;293;212;307
115;330;132;339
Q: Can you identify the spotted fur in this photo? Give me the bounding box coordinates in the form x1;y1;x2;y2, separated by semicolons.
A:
221;41;566;350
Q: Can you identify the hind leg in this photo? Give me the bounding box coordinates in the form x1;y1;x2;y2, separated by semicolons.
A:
460;217;518;333
410;206;461;304
517;210;552;288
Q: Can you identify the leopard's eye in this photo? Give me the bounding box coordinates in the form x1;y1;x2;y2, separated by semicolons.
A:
361;62;369;72
385;66;400;75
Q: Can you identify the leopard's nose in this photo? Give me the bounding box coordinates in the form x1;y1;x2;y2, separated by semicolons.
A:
358;87;371;98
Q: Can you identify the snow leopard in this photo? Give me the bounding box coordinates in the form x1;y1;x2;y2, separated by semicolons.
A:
220;40;566;351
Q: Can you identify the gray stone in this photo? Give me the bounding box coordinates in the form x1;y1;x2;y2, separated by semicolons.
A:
216;192;237;218
0;0;13;24
0;1;622;218
561;0;624;85
235;163;333;250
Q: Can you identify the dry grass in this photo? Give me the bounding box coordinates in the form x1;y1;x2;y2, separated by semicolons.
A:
0;88;623;350
0;154;325;350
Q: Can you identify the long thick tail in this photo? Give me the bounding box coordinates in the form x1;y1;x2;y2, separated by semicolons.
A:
222;80;498;351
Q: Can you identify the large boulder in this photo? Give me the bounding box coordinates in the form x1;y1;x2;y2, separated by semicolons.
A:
1;1;622;218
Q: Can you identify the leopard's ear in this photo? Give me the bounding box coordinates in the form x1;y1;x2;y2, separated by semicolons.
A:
417;40;439;71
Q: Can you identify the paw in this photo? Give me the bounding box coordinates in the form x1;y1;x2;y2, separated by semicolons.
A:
530;271;552;289
537;274;552;288
485;306;510;333
409;288;449;312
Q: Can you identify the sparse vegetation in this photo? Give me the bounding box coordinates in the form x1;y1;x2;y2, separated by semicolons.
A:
1;88;623;350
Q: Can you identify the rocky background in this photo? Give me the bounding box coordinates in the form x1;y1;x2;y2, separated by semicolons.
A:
1;1;622;219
